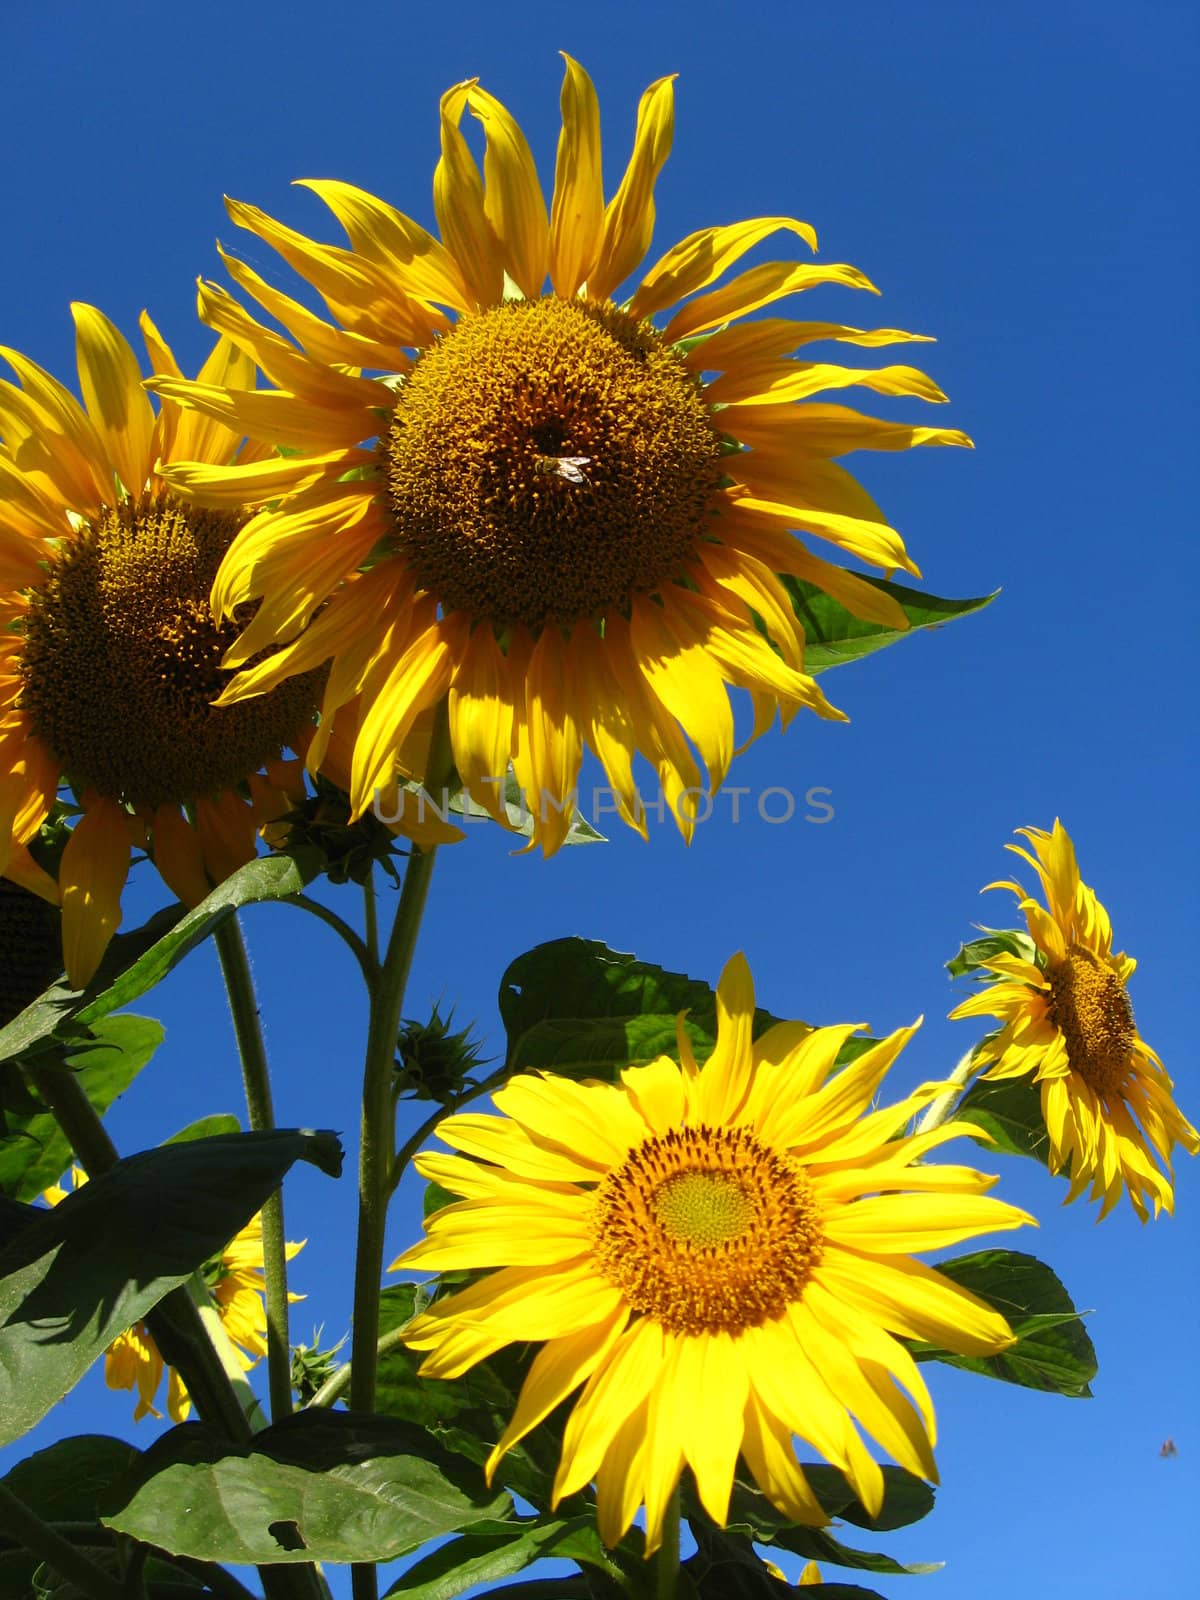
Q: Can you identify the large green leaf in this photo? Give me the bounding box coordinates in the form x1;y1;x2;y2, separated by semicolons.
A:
0;1016;165;1203
0;1435;139;1600
0;849;321;1067
498;939;783;1080
780;575;994;674
382;1515;624;1599
103;1411;510;1565
375;1286;557;1511
687;1510;894;1597
945;928;1038;980
909;1249;1096;1397
0;1128;342;1444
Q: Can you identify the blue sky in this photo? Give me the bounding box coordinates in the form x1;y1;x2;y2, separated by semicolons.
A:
2;1;1197;1596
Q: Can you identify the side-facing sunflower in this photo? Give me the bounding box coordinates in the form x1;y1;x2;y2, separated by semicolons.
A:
151;56;971;854
392;955;1031;1552
950;821;1199;1221
0;307;327;985
42;1170;303;1422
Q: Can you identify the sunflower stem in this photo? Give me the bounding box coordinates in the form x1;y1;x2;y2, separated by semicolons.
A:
362;870;380;968
213;912;294;1421
916;1047;982;1135
386;1064;509;1196
655;1489;682;1600
349;705;454;1600
0;1480;125;1600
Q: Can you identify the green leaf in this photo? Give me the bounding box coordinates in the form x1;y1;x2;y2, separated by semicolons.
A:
945;928;1038;980
908;1249;1096;1397
955;1071;1052;1164
448;774;606;846
780;575;995;675
163;1114;241;1145
103;1411;510;1565
383;1515;623;1598
0;1435;140;1600
715;1471;937;1575
0;1127;342;1445
0;849;321;1067
687;1512;895;1597
498;938;783;1081
0;1016;165;1203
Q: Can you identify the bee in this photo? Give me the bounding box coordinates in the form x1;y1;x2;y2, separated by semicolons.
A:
1160;1438;1178;1459
534;453;591;486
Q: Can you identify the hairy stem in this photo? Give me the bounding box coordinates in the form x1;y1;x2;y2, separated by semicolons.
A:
350;708;454;1600
214;914;293;1422
916;1047;982;1135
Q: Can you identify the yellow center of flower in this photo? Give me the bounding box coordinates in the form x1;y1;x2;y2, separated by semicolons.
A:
1049;943;1137;1098
590;1124;823;1336
381;297;725;630
0;878;62;1026
17;498;324;811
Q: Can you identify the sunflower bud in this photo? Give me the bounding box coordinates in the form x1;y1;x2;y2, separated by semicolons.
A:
395;1005;485;1104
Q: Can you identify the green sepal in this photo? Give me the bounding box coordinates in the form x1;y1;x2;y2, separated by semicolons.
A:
946;927;1039;980
907;1249;1096;1397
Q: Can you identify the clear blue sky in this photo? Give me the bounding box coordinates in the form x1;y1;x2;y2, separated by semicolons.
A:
2;2;1197;1596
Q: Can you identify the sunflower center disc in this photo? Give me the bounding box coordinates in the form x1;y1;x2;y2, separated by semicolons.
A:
17;499;323;811
381;297;725;630
0;879;62;1026
1049;942;1137;1098
590;1124;823;1336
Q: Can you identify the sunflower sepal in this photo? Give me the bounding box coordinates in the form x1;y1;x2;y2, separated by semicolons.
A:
953;1069;1053;1165
945;926;1039;981
903;1249;1096;1399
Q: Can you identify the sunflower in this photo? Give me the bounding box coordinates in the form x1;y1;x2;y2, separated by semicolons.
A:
0;306;328;986
392;954;1031;1552
150;57;971;854
950;821;1199;1221
42;1169;303;1422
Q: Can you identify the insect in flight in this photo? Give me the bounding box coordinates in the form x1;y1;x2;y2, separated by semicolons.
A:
534;454;592;486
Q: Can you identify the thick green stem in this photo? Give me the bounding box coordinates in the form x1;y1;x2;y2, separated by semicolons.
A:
362;871;379;969
349;710;454;1600
916;1047;982;1136
213;913;293;1421
655;1489;681;1600
0;1481;124;1600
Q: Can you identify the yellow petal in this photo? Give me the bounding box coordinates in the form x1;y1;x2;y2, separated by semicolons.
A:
589;76;675;301
666;260;878;343
631;216;818;321
434;81;504;307
60;798;130;987
549;55;604;299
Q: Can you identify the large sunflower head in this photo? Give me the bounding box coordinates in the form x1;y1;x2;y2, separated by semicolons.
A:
392;954;1031;1552
950;821;1199;1221
0;307;327;985
42;1171;303;1422
151;56;971;854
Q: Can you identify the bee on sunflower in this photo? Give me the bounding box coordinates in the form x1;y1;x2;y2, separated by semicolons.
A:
149;56;971;854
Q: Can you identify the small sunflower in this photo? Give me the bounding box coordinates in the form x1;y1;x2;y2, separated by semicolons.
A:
392;955;1030;1553
950;821;1199;1221
42;1170;303;1422
151;57;971;854
0;307;326;985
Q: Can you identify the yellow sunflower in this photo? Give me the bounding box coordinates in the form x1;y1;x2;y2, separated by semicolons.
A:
0;306;328;986
950;821;1199;1221
392;955;1031;1553
151;57;971;854
43;1169;303;1422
